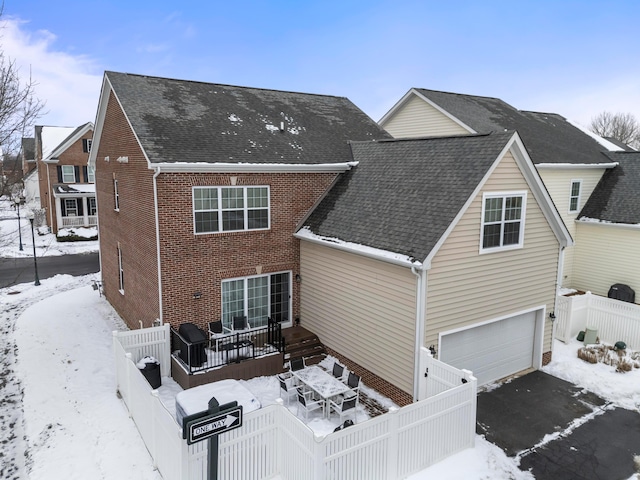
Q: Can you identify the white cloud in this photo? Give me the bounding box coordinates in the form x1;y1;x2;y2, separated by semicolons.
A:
1;17;103;127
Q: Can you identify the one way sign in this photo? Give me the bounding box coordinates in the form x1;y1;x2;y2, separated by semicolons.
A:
186;406;243;445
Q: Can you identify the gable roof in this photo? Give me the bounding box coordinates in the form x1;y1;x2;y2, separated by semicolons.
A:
99;71;390;167
299;131;569;265
47;122;94;161
578;152;640;225
388;88;617;166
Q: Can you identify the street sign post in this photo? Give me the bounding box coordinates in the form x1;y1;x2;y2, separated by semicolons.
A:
186;406;243;444
182;398;243;480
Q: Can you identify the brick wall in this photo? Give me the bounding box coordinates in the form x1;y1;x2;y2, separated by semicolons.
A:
95;92;160;329
542;350;552;366
38;131;93;233
157;171;336;331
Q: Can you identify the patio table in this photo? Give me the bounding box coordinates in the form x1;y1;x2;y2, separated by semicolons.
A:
292;365;352;418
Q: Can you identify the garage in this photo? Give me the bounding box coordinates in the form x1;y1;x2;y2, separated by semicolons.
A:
439;310;541;386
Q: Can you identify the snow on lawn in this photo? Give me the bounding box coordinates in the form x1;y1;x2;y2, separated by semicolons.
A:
0;198;99;258
3;266;639;479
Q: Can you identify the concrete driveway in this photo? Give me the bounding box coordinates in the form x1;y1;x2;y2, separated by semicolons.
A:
476;370;640;480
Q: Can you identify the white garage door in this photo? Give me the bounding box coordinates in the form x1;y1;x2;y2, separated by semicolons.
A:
440;311;537;386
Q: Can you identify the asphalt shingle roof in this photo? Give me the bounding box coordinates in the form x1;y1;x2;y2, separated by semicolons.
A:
579;152;640;224
106;71;390;165
303;132;515;261
414;89;612;165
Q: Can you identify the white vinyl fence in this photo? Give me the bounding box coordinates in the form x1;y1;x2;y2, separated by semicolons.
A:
114;326;477;480
555;292;640;348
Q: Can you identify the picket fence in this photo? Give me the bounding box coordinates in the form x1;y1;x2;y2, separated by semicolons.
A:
555;292;640;348
113;326;477;480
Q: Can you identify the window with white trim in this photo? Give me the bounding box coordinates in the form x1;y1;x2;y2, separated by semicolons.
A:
89;197;97;216
114;179;120;211
117;245;124;293
481;192;526;252
193;186;269;234
63;198;78;217
61;165;76;183
87;165;95;183
221;272;291;329
569;180;581;213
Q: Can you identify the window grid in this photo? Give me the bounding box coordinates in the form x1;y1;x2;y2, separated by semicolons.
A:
88;165;95;183
61;165;76;183
89;197;97;216
194;186;269;234
569;180;581;213
482;193;525;251
221;272;290;329
64;198;78;217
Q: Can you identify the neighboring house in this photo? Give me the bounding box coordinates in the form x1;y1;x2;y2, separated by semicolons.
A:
379;88;627;296
573;151;640;296
34;123;96;233
296;131;572;401
88;71;390;338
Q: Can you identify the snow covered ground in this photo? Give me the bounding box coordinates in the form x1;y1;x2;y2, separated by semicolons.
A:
1;196;639;479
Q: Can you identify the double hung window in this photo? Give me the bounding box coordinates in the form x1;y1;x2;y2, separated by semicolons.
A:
61;165;76;183
569;180;581;213
481;192;526;252
194;186;269;234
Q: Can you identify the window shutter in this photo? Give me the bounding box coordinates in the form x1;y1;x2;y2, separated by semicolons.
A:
82;139;88;152
61;200;66;216
77;199;84;216
57;166;63;183
82;166;88;183
74;166;80;183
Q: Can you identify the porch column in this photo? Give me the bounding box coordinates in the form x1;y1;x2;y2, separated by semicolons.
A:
54;196;63;232
82;197;89;227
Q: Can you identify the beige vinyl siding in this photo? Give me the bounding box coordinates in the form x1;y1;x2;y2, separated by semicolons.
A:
573;222;640;297
537;168;607;288
382;95;470;138
300;241;416;394
427;151;560;355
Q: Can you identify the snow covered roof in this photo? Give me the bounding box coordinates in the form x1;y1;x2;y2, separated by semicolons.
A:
40;126;77;160
102;71;391;166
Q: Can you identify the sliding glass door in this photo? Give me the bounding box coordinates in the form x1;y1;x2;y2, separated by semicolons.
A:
221;271;291;329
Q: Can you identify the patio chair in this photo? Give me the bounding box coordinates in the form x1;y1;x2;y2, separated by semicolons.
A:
332;362;345;380
290;357;306;372
344;371;361;401
296;389;324;419
329;395;357;424
233;315;250;331
277;374;297;405
208;320;225;351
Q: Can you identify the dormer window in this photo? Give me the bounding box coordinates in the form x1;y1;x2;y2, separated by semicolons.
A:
480;192;526;253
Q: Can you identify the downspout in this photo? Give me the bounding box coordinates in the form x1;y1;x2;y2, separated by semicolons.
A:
411;262;428;402
551;245;566;348
153;167;163;324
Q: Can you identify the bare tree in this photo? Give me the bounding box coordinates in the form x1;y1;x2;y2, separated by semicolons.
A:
589;111;640;149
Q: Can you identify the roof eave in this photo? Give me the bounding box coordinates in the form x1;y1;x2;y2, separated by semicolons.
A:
536;162;618;169
150;162;358;173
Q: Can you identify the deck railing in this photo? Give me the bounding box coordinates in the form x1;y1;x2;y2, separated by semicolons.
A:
170;321;284;373
113;325;477;480
61;215;98;228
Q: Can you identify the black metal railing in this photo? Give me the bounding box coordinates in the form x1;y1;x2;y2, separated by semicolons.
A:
171;320;284;374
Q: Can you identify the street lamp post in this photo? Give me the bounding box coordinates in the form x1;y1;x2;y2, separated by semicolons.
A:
27;212;41;286
14;196;23;251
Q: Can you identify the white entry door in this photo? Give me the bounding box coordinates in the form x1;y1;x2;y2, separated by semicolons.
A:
439;311;538;386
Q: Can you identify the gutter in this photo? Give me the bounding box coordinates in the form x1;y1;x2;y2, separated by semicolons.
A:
536;162;618;170
153;167;163;324
149;161;357;174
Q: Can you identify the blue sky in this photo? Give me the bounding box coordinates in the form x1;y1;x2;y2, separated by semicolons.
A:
4;0;640;130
